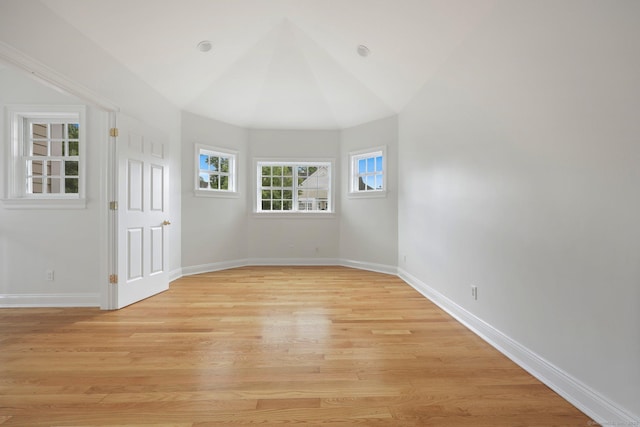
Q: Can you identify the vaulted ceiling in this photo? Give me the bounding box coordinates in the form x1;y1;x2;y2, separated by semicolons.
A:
40;0;496;129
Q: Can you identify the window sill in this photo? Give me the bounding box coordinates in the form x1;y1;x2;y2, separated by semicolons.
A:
194;189;240;199
1;197;87;210
252;211;336;219
347;190;387;199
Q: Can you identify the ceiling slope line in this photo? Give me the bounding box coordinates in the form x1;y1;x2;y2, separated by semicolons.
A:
248;19;341;130
184;20;288;129
180;18;285;115
286;20;396;129
397;0;499;113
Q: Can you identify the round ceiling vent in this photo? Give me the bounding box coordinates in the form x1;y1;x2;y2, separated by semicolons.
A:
357;44;370;57
197;40;213;53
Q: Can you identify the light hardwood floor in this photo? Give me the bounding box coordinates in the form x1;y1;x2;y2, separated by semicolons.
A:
0;266;594;426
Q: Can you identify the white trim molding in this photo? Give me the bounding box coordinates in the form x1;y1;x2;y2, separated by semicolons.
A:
0;42;119;112
168;267;184;282
181;259;249;277
9;257;635;425
247;258;340;267
397;268;639;426
180;258;398;277
0;293;100;308
340;259;397;275
1;198;87;209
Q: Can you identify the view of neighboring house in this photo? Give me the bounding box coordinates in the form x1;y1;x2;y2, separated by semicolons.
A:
28;122;80;195
297;166;329;211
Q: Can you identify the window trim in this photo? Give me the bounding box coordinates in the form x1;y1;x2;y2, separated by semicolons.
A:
254;158;335;217
194;144;239;198
3;105;87;209
348;146;387;199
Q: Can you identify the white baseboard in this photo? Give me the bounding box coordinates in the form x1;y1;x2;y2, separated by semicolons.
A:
0;293;100;308
246;257;340;266
4;260;635;423
340;259;397;275
181;259;249;276
180;258;396;274
168;267;183;282
397;268;639;426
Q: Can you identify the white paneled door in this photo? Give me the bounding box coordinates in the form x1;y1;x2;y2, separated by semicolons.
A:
113;114;169;309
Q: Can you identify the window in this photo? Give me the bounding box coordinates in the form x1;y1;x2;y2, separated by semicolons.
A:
4;105;86;208
26;120;80;195
195;145;237;196
256;161;333;213
349;147;386;196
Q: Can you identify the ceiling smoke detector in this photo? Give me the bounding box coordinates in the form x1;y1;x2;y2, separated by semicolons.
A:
357;44;370;57
197;40;213;53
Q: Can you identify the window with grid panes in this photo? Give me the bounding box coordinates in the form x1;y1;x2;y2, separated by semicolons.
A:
26;119;80;195
257;161;332;213
196;146;236;194
5;105;86;207
349;147;386;195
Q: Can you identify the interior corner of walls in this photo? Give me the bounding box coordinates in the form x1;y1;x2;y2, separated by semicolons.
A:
396;268;638;426
180;258;400;277
247;258;340;267
179;258;398;276
340;259;397;276
181;259;249;277
168;268;183;282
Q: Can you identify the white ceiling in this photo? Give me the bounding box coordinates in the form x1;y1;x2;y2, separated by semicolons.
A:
40;0;496;129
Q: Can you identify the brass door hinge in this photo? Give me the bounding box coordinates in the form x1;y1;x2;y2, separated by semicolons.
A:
109;201;118;210
109;127;119;137
109;274;118;284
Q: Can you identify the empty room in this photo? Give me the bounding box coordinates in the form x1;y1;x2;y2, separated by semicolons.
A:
0;0;638;425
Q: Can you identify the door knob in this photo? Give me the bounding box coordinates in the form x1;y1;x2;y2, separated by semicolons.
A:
162;220;171;226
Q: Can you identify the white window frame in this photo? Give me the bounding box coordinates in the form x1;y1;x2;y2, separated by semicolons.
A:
194;144;238;198
255;159;335;216
348;146;387;198
3;105;87;209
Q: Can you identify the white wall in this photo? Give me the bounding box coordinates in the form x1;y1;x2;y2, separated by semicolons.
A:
398;0;639;420
340;116;398;271
181;111;248;272
0;1;182;301
180;116;400;270
0;66;105;305
247;129;340;262
5;1;636;420
0;1;178;135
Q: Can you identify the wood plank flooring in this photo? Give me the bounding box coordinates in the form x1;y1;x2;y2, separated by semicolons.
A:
0;266;594;426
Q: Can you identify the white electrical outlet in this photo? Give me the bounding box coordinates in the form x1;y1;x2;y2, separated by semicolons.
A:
46;270;55;281
471;285;478;300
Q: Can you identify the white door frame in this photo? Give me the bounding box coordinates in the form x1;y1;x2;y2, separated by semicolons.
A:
105;111;118;309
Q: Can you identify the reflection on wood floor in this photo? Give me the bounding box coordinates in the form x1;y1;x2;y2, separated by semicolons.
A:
0;266;593;426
